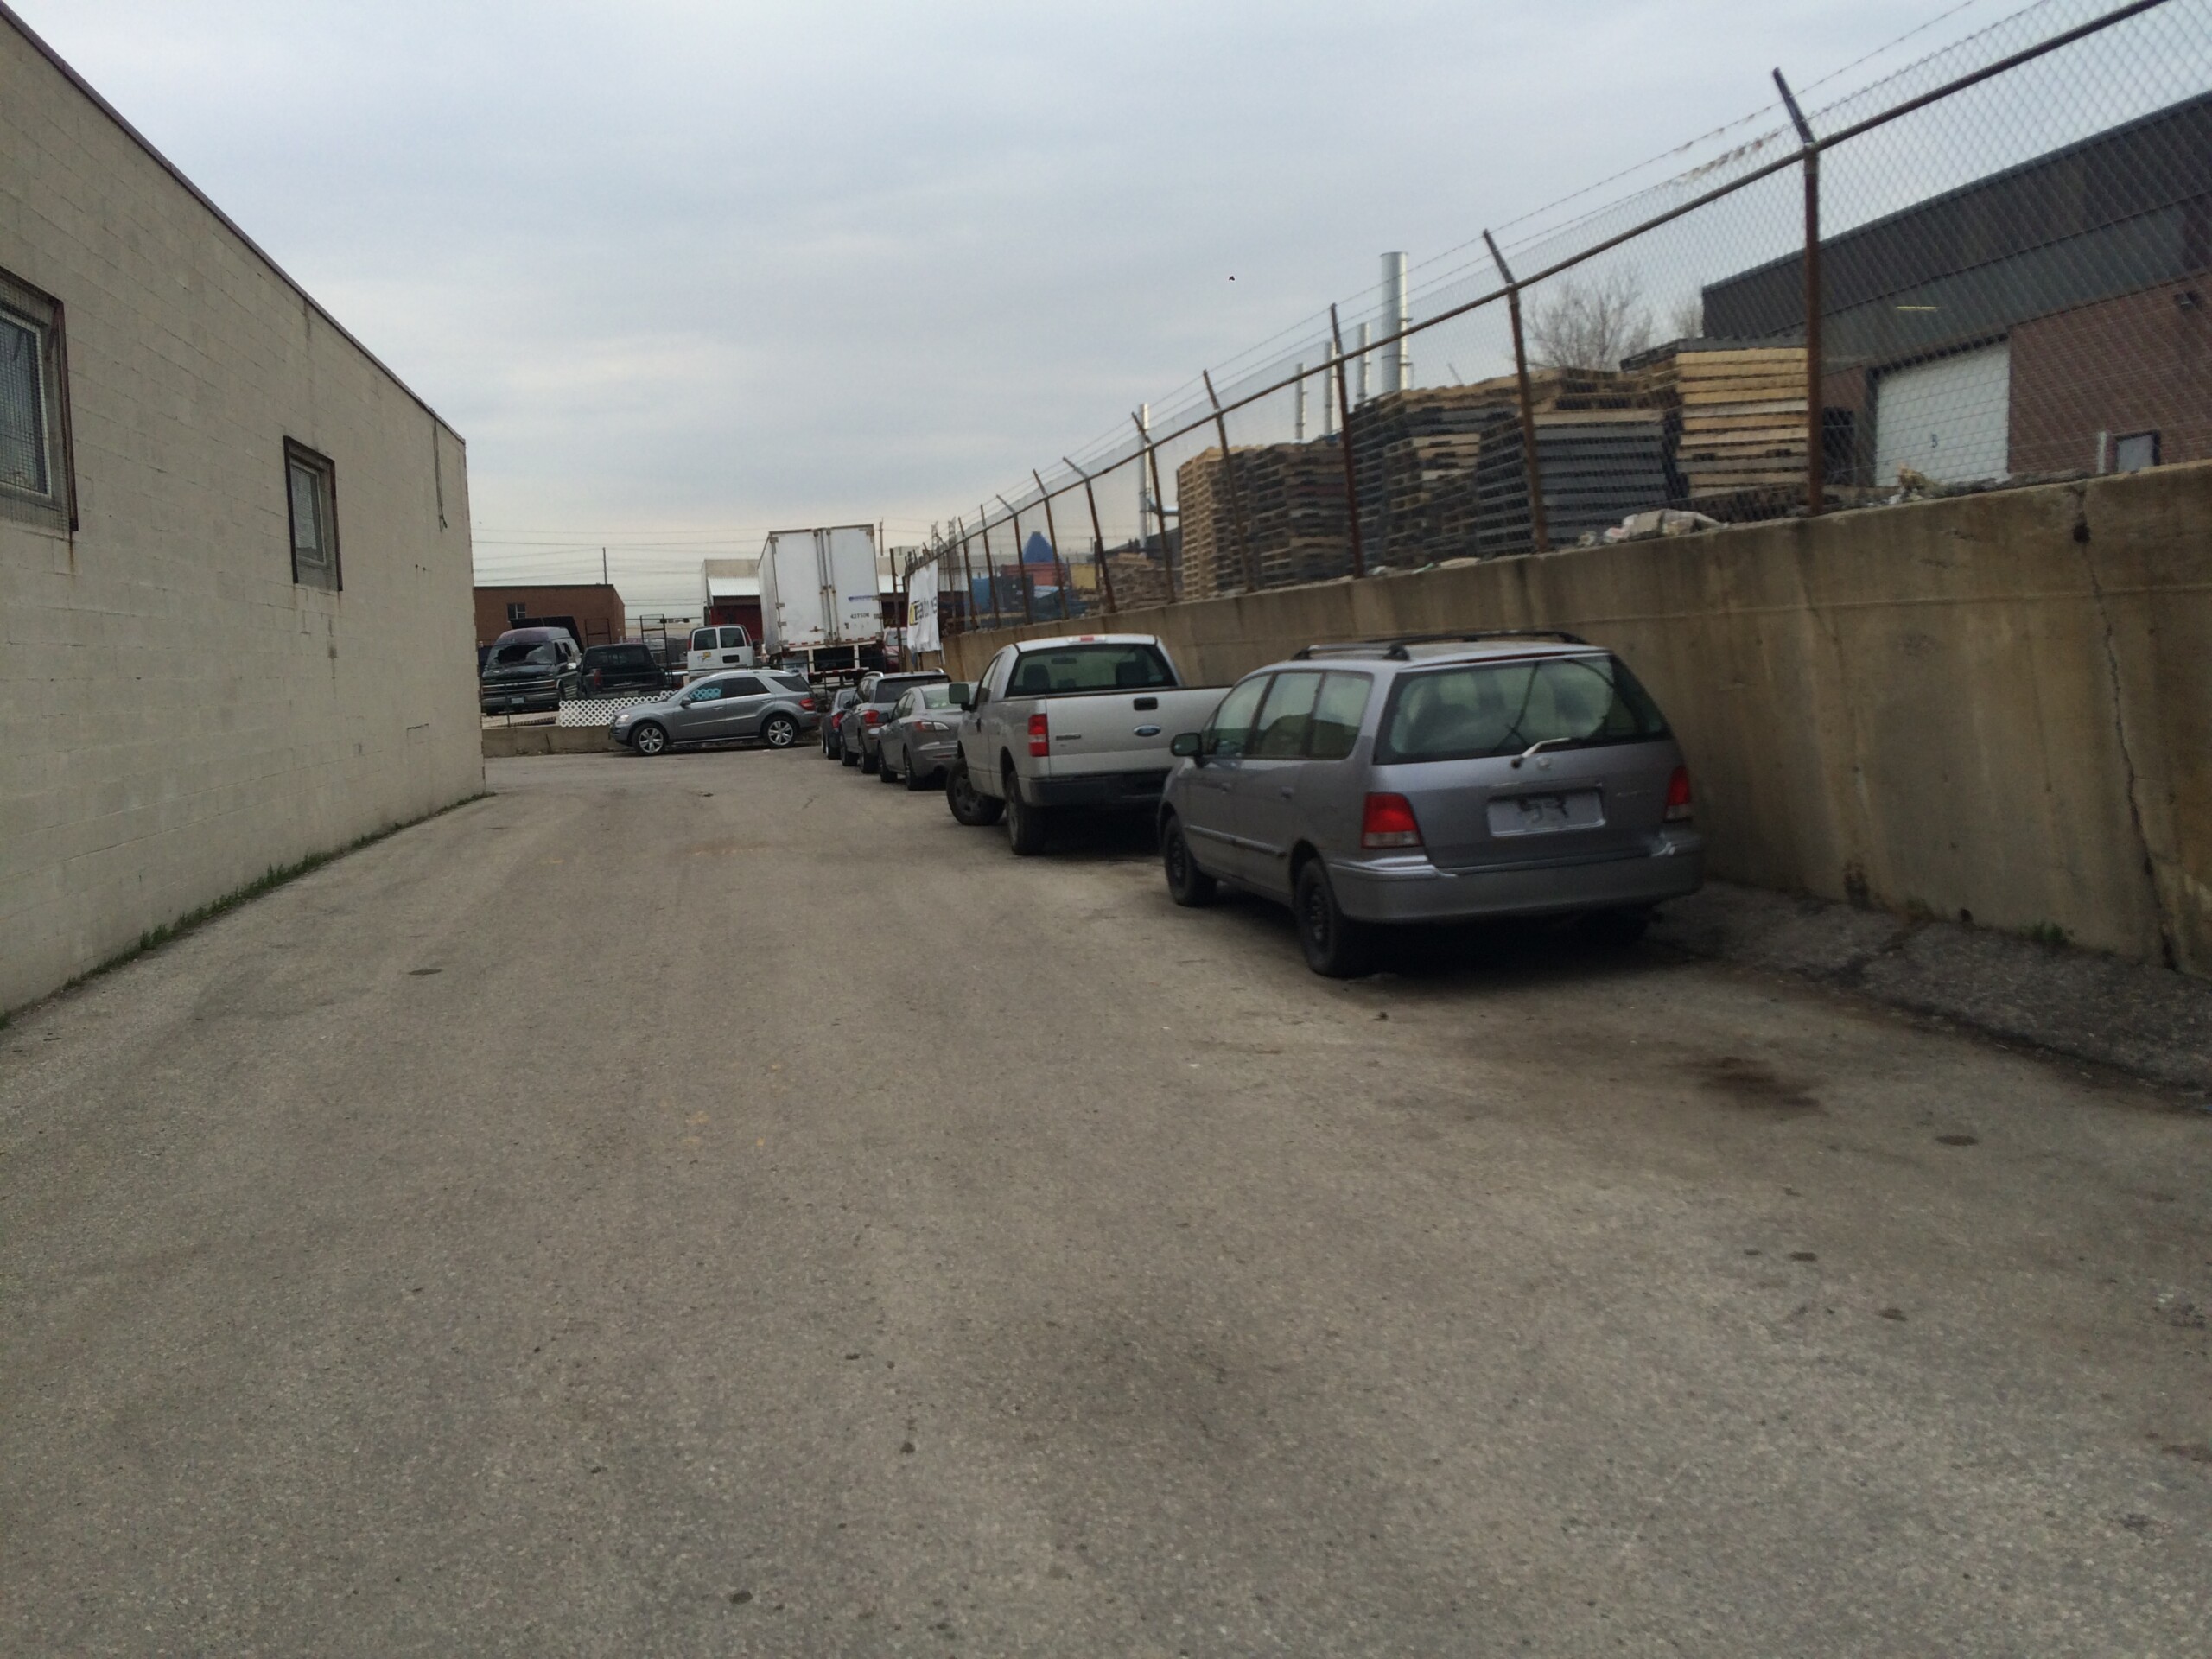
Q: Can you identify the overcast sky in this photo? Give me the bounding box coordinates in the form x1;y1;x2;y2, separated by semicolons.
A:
22;0;2023;617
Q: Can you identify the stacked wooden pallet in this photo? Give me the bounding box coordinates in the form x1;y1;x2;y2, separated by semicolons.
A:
1104;550;1173;609
1472;410;1671;556
1178;445;1353;594
1633;344;1807;499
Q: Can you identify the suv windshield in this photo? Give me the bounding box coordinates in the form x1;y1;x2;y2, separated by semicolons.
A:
1007;644;1173;695
1376;655;1667;764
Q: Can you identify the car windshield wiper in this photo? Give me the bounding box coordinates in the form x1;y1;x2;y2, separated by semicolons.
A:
1509;736;1577;769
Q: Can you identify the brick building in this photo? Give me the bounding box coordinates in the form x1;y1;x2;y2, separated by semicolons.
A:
474;583;626;649
1703;91;2211;486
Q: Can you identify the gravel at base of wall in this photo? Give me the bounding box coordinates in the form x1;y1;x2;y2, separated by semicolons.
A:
1654;881;2212;1094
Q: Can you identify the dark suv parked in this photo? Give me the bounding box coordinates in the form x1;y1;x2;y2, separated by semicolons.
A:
480;627;582;713
577;642;670;699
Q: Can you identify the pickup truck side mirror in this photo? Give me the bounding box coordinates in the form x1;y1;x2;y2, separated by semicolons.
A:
1170;731;1203;760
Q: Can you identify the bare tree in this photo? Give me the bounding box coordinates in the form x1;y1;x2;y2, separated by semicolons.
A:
1665;292;1705;342
1527;268;1655;372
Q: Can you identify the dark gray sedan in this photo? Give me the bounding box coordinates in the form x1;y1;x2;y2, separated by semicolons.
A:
874;681;970;790
612;670;818;756
1157;634;1703;976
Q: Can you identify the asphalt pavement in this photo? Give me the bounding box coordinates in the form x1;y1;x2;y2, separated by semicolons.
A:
3;748;2208;1656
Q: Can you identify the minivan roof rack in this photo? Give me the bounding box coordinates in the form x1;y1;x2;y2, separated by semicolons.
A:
1293;629;1589;661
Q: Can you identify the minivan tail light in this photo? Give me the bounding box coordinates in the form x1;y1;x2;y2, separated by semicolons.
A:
1027;713;1050;757
1361;793;1422;849
1664;765;1694;823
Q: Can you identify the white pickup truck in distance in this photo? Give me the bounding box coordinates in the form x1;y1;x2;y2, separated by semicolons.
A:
945;634;1226;855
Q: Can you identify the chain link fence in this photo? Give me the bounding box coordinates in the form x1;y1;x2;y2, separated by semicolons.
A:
901;0;2210;647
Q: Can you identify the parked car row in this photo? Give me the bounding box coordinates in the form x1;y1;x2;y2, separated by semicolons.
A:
480;629;681;713
819;629;1707;977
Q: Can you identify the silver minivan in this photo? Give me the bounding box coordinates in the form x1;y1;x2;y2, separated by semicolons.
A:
1156;633;1703;976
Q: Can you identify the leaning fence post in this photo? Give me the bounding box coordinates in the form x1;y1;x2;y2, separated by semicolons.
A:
976;508;1007;631
1065;456;1119;615
1033;469;1072;620
1775;69;1825;515
956;523;980;637
1203;369;1260;594
1484;231;1551;556
1000;494;1037;625
1132;413;1179;602
1328;307;1367;579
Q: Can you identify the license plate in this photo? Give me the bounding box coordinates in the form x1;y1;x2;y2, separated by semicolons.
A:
507;696;527;708
1488;790;1603;836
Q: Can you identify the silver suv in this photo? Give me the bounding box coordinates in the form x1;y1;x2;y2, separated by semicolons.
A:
612;669;817;755
1156;632;1703;976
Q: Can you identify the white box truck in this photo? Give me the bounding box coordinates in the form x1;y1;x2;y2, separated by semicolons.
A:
759;525;886;683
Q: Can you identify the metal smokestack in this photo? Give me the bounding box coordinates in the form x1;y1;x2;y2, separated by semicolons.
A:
1381;251;1410;394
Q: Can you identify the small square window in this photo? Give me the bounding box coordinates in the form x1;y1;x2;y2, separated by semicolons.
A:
284;440;340;591
2113;431;2160;474
0;267;73;533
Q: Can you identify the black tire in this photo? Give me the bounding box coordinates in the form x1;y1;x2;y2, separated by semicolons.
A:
946;759;1003;826
1003;768;1047;856
861;745;880;775
1294;858;1372;977
632;721;669;758
841;741;860;768
1161;816;1217;907
904;757;933;791
761;713;798;749
876;748;902;783
1579;906;1652;948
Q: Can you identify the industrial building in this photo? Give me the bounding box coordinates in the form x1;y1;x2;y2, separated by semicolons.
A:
1703;90;2212;486
1;6;480;1013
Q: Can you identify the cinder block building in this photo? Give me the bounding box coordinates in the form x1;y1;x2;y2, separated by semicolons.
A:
1;6;481;1014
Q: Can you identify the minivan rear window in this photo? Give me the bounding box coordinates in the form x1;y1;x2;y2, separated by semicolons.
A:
1376;655;1667;764
1007;644;1173;694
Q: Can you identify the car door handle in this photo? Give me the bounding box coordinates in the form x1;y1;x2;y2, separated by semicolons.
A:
1134;726;1160;737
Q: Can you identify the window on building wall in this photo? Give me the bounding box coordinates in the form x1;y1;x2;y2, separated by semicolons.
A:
2113;431;2160;474
0;268;73;533
284;440;340;591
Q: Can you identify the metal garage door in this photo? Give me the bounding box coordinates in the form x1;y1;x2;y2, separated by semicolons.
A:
1873;341;2011;486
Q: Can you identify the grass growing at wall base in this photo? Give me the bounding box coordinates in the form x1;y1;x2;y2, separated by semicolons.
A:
0;792;490;1033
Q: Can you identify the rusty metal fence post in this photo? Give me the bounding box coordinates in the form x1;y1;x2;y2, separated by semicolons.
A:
1484;231;1550;556
999;494;1037;624
1775;68;1825;516
1133;412;1179;602
1327;308;1366;579
976;509;1006;630
1203;369;1259;594
1033;469;1071;620
1066;456;1118;615
956;521;979;639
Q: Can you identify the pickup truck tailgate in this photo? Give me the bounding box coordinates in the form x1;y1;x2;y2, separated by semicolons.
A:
1037;688;1224;778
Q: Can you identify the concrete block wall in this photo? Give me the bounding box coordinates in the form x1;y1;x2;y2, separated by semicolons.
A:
0;16;482;1014
948;464;2212;976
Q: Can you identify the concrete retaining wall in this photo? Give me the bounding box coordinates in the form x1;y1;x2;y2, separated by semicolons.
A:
481;725;623;759
949;464;2212;976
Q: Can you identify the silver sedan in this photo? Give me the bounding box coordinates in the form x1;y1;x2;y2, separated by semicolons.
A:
874;681;969;790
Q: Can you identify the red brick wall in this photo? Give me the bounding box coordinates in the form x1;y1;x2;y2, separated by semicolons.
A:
474;585;626;648
2011;275;2212;475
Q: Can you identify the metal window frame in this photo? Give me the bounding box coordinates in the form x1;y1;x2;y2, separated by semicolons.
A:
0;265;76;534
283;437;341;592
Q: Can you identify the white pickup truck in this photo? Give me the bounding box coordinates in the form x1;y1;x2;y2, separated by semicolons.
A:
945;633;1226;855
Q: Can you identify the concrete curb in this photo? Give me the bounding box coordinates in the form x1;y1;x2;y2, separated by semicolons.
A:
1653;880;2212;1094
482;725;621;759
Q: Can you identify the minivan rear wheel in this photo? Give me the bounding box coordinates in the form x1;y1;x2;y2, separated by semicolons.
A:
1161;817;1217;907
1294;859;1371;977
